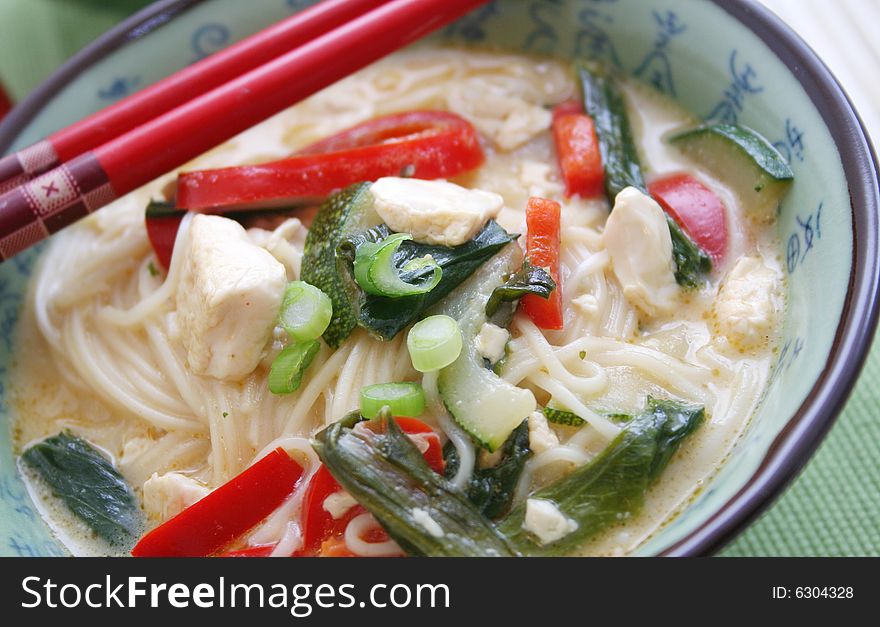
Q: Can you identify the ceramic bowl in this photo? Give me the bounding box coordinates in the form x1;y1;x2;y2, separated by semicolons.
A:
0;0;877;556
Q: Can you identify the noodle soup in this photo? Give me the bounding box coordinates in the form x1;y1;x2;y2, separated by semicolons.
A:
11;47;786;557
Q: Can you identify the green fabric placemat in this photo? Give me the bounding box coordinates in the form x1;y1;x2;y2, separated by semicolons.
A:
0;0;877;557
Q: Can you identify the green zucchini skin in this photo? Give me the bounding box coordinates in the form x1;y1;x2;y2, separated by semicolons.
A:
301;183;381;348
434;244;538;451
497;398;704;556
670;123;794;182
669;123;794;222
313;411;519;557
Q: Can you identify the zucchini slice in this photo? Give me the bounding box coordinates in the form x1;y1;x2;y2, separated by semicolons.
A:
434;244;537;451
669;123;793;223
301;183;382;348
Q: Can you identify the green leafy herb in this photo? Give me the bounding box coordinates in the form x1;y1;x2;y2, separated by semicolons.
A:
338;220;516;341
485;260;556;319
497;397;704;555
667;216;712;288
147;261;159;278
577;62;646;200
314;398;703;556
542;405;631;428
444;420;532;519
20;431;142;547
313;410;518;557
542;406;585;427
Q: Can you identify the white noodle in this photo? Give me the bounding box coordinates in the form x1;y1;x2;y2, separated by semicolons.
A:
9;47;781;557
423;371;474;490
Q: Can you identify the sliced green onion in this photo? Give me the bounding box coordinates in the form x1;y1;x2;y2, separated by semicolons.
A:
278;281;332;341
268;340;320;395
407;315;462;372
354;233;442;297
360;382;426;419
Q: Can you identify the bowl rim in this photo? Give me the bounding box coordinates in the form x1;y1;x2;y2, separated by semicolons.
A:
0;0;878;557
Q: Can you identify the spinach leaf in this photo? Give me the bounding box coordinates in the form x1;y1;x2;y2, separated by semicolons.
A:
313;411;518;557
542;406;631;428
496;397;704;555
485;260;556;319
444;420;532;519
578;61;646;201
667;215;712;288
315;399;701;556
21;431;142;547
577;62;712;287
542;406;586;427
338;220;516;340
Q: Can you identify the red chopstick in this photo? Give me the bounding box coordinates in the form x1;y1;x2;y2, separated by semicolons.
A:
0;83;11;121
0;0;488;262
0;0;386;194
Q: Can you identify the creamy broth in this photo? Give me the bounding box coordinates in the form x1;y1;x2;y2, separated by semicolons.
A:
10;46;783;556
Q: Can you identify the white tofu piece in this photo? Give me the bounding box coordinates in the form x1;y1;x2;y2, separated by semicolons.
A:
143;472;209;522
370;177;503;246
528;411;560;455
603;187;679;317
323;491;359;520
523;498;578;545
474;322;510;364
247;218;305;280
411;508;445;538
176;215;287;381
713;256;780;351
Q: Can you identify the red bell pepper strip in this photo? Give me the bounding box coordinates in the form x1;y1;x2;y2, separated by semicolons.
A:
551;101;604;199
176;110;484;210
132;447;304;557
648;173;728;262
298;465;357;557
551;98;583;121
297;417;443;557
144;205;185;271
522;196;563;330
